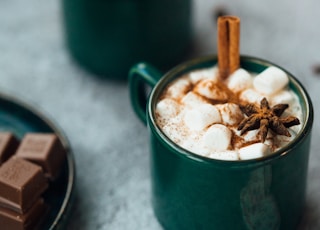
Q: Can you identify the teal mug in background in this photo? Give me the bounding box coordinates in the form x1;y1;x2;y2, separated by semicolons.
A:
129;56;314;230
61;0;192;78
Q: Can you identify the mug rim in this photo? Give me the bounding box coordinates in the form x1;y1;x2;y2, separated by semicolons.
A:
147;55;314;168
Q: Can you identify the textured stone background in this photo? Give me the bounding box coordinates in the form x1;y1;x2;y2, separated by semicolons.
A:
0;0;319;229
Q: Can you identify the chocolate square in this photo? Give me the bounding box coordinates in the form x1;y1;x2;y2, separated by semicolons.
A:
15;133;66;180
0;198;48;230
0;157;48;213
0;132;19;165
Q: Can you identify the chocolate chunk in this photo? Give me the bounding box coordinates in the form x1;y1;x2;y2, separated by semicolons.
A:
0;132;19;165
0;157;48;213
15;133;66;180
0;198;48;230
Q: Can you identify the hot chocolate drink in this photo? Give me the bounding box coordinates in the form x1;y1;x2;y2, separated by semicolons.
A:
155;65;303;160
129;15;313;230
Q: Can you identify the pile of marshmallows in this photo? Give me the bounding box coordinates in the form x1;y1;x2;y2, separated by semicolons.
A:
156;66;303;160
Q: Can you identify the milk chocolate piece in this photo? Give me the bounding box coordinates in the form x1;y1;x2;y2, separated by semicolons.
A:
0;157;48;213
0;132;19;165
0;198;47;230
15;133;66;180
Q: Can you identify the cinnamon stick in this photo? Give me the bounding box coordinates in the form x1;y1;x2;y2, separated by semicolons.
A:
217;16;240;79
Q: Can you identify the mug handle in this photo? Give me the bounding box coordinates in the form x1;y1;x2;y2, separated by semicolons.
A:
129;63;163;125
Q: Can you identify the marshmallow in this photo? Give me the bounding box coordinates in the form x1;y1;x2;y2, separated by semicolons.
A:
239;143;271;160
181;92;207;108
202;124;232;151
271;90;303;133
271;90;295;107
273;129;297;148
162;118;186;144
166;77;191;99
209;150;239;161
284;94;303;123
232;128;274;149
184;104;221;131
194;79;229;101
156;98;179;120
239;129;273;142
189;67;218;84
216;103;244;125
253;66;289;95
227;68;253;93
180;140;209;157
240;89;265;104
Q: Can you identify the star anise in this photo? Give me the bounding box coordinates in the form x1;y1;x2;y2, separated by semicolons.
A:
237;97;300;142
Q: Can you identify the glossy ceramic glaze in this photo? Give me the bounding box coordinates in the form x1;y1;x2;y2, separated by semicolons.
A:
61;0;192;78
129;56;313;230
0;91;75;230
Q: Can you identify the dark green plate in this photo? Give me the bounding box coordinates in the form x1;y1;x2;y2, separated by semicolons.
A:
0;91;75;230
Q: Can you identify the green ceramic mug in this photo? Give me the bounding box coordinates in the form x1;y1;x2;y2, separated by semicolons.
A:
129;56;313;230
61;0;192;78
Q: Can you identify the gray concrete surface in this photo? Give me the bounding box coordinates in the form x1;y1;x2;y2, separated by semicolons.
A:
0;0;319;229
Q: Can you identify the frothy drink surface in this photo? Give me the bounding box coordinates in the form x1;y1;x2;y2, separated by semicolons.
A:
155;66;303;160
